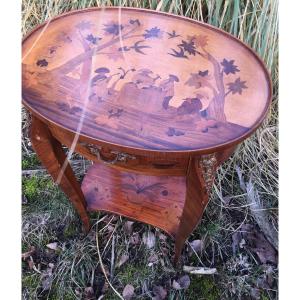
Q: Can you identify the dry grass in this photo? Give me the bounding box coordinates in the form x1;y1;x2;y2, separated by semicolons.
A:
22;1;278;299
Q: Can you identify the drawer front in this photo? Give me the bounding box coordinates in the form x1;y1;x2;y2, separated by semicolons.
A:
48;124;188;175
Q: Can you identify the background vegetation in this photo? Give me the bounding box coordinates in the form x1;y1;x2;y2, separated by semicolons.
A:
22;1;278;299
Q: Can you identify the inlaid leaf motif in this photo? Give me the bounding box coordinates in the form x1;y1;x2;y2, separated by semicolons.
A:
221;58;240;75
85;33;101;45
168;47;188;59
192;34;209;48
227;77;247;95
36;59;48;67
103;22;124;36
167;30;180;39
178;40;197;55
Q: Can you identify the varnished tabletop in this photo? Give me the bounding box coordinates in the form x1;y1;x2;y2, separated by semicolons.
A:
22;7;271;153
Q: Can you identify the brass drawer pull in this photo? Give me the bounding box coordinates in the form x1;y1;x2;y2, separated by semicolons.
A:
80;142;136;164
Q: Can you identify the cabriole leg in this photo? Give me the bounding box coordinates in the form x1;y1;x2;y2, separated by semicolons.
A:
30;116;91;232
174;154;218;264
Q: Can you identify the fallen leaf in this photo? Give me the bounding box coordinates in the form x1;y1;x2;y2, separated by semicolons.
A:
241;224;277;264
153;285;167;300
27;258;34;270
172;280;181;290
142;231;156;249
172;275;190;290
42;275;53;291
158;233;167;241
250;287;260;300
124;221;134;235
231;232;242;255
148;252;158;263
83;286;95;300
189;239;204;256
129;233;141;245
22;246;35;259
116;253;129;268
46;242;58;251
178;275;190;289
107;225;115;233
22;195;28;205
122;284;135;300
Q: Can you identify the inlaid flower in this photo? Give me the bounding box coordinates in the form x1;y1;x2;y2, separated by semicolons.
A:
103;22;124;36
143;27;163;39
221;58;240;75
227;77;247;95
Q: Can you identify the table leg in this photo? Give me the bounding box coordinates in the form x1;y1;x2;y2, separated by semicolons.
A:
30;116;91;232
174;155;218;264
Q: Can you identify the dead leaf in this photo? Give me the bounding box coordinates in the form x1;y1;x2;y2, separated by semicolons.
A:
83;286;95;300
22;195;28;205
46;242;58;251
42;275;52;291
142;231;155;249
250;287;260;300
22;246;35;259
129;233;141;245
122;284;135;300
116;253;129;268
189;239;204;256
172;275;190;290
231;232;242;255
241;224;277;264
153;285;167;300
27;258;34;270
148;252;159;266
158;233;167;241
124;221;134;235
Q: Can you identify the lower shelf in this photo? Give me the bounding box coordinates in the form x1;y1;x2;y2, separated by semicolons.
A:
81;163;186;237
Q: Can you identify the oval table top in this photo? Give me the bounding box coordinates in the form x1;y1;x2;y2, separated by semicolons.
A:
22;7;272;153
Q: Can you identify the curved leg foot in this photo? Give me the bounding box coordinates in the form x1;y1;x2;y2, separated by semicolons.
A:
30;116;91;232
174;154;219;264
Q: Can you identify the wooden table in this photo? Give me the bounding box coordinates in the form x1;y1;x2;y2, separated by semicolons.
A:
22;7;272;262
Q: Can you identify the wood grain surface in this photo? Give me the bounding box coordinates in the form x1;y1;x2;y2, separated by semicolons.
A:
81;162;186;237
22;7;271;153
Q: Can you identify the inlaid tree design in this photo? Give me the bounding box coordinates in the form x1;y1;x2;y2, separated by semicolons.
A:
169;35;247;122
23;17;250;149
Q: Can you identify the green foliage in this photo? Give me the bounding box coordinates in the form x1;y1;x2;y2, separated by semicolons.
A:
186;276;220;300
22;154;40;169
22;176;52;199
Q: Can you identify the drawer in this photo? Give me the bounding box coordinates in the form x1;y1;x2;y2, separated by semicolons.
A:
48;124;188;176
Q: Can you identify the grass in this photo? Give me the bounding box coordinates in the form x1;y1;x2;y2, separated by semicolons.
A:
22;0;278;299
